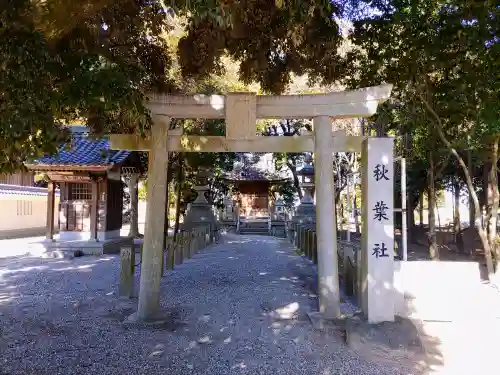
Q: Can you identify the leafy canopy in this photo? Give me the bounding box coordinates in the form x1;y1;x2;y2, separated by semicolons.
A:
1;0;172;172
2;0;349;173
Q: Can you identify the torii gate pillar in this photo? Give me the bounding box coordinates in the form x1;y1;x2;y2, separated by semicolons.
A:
314;116;341;319
131;116;170;323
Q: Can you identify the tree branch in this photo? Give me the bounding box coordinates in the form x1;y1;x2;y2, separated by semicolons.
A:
418;91;483;225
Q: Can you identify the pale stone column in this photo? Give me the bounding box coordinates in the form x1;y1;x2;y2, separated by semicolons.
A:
127;173;140;238
360;137;395;323
134;116;170;322
313;116;341;319
46;180;56;241
90;181;99;241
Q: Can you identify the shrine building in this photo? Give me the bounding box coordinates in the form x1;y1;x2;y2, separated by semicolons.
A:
25;126;144;254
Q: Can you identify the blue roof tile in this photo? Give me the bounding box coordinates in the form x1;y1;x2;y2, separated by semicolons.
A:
30;127;130;168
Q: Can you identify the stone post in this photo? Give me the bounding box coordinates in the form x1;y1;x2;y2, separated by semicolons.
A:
313;116;341;320
120;244;136;297
360;137;395;323
133;117;170;323
127;173;140;238
312;231;318;264
182;231;190;259
90;180;99;241
46;180;56;241
343;244;355;297
307;229;314;260
175;234;183;265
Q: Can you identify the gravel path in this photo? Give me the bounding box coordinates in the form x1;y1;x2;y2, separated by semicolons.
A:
1;234;420;375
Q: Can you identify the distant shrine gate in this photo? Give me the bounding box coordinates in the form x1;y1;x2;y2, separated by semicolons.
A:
111;85;395;325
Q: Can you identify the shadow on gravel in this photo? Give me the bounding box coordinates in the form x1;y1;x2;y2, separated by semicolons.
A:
282;235;445;375
0;235;446;375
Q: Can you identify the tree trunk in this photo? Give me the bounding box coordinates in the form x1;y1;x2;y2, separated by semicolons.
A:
408;195;415;243
419;193;424;227
339;199;344;237
468;146;475;228
161;178;171;275
287;160;302;200
436;199;441;233
127;174;140;238
428;152;439;259
173;157;184;239
487;139;500;272
419;94;495;278
453;178;465;253
353;191;360;233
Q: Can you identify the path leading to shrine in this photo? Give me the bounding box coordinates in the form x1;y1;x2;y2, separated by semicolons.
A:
0;234;448;375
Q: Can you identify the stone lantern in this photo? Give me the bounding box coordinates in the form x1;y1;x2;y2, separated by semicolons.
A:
294;154;316;220
182;168;219;241
274;197;285;220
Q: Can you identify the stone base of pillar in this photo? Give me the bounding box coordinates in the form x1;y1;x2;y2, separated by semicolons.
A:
307;312;347;340
123;311;173;326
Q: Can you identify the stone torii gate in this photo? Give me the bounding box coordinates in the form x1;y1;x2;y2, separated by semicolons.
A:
111;85;395;324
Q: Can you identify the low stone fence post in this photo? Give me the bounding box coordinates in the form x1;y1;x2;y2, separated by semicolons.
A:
182;231;190;260
299;227;304;255
189;229;197;258
312;231;318;264
293;224;300;248
119;242;136;297
287;222;294;243
307;228;315;260
174;234;184;266
304;228;311;258
342;243;356;296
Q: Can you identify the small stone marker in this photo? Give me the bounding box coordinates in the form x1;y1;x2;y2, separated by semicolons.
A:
343;244;355;297
120;243;135;297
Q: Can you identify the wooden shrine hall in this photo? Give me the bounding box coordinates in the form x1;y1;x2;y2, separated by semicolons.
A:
224;153;288;219
25;126;144;255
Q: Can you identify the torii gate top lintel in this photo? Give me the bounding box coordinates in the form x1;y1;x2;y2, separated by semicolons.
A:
145;84;392;120
110;84;392;153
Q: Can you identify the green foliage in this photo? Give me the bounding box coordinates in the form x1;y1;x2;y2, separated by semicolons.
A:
4;0;354;174
270;180;295;208
262;119;311;200
36;1;348;94
177;0;346;94
138;181;148;201
346;0;499;210
347;0;499;144
1;0;172;172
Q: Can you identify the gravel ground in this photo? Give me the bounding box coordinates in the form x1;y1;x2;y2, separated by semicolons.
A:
1;234;423;375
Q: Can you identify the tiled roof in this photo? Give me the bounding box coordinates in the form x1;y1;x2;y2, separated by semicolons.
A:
224;166;286;181
27;126;130;170
297;164;314;176
224;153;288;181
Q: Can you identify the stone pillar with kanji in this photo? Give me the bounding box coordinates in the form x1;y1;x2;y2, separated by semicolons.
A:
360;137;395;323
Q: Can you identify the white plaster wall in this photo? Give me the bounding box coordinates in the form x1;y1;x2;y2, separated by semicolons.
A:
394;260;483;321
0;190;59;238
